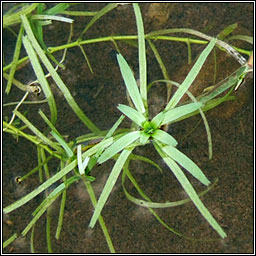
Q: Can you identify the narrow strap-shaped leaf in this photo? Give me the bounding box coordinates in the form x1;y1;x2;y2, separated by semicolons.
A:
14;110;63;152
165;38;216;110
89;148;133;228
162;145;210;186
116;53;145;113
23;35;57;124
117;104;146;127
82;137;114;159
21;14;101;134
139;131;150;145
6;25;24;94
78;3;118;40
3;3;39;28
161;102;202;125
152;129;178;147
151;111;164;128
133;3;147;108
162;156;226;239
3;158;78;214
98;131;140;164
51;131;73;158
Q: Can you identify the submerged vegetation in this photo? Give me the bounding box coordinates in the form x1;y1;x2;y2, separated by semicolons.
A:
3;3;253;253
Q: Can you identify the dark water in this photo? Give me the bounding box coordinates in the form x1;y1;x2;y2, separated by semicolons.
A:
3;3;253;253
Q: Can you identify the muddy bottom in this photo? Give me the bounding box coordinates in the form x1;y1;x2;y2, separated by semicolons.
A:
3;3;253;253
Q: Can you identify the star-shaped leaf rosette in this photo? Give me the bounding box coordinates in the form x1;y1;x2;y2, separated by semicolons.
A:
88;4;226;239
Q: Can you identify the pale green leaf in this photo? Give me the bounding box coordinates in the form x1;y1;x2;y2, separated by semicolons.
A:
133;3;147;106
21;14;101;134
161;102;203;125
165;38;217;110
139;131;150;144
82;137;114;159
151;111;165;128
22;35;57;124
152;129;178;147
117;104;146;127
3;159;78;214
162;156;226;239
116;53;145;113
51;131;73;158
162;145;210;186
89;148;133;228
98;131;140;164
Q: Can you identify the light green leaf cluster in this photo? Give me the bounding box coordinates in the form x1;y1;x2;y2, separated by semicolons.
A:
3;3;231;244
90;36;227;240
98;131;140;164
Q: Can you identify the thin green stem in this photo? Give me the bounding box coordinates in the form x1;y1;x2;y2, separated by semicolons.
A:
82;177;115;253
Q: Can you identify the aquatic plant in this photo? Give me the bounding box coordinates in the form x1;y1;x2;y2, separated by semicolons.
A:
3;3;252;253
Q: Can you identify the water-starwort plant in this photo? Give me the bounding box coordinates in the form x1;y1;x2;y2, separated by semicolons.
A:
87;25;227;239
3;3;253;253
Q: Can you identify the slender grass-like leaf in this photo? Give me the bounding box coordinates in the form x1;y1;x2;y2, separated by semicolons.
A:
161;102;203;125
154;141;226;238
139;131;150;145
228;35;253;44
89;148;133;228
147;39;172;100
78;3;119;40
46;207;52;253
43;3;70;15
82;137;114;159
82;178;115;252
22;35;57;124
148;28;247;64
30;225;35;252
162;145;210;186
123;167;218;208
98;131;140;164
3;233;18;248
22;191;60;236
55;161;67;240
116;53;145;113
3;3;39;28
199;65;248;103
117;104;146;126
3;158;78;214
129;153;162;173
77;144;90;175
122;166;185;238
162;155;226;238
51;131;73;158
13;110;63;152
151;111;165;128
39;109;74;157
151;129;178;147
217;23;237;40
32;176;79;218
6;25;24;94
55;188;66;239
31;14;73;23
38;109;59;133
3;121;62;159
21;14;101;134
105;115;125;139
165;38;216;110
133;3;147;109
